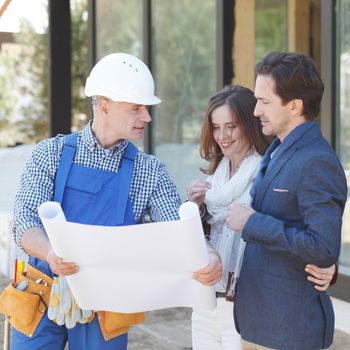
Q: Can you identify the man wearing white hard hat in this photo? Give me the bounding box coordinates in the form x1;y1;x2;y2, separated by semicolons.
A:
8;53;222;350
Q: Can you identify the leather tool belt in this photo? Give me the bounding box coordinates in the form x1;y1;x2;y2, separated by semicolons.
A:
96;310;145;341
0;264;53;337
0;264;144;339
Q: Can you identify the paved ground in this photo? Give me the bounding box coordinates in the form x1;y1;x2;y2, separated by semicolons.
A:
1;274;349;349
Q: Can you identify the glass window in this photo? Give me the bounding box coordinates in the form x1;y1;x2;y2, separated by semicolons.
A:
95;0;143;148
255;0;288;61
0;0;49;146
151;0;216;199
71;0;90;132
95;0;142;59
336;0;350;275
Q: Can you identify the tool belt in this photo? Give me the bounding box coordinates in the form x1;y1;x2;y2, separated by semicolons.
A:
0;264;144;339
0;264;53;337
97;310;145;341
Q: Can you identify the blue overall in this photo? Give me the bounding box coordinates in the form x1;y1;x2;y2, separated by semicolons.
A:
12;132;137;350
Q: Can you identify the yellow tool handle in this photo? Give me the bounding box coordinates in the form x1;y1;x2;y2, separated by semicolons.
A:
15;259;25;283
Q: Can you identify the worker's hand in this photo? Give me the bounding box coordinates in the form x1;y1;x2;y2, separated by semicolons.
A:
47;249;79;276
187;180;211;207
192;246;222;286
305;264;336;291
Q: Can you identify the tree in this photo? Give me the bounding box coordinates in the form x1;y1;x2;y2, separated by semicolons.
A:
255;0;288;61
14;18;50;143
0;50;18;146
0;0;89;146
71;0;89;131
151;0;216;145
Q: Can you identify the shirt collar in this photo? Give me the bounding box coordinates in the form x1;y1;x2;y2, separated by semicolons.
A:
80;121;129;155
271;121;316;162
280;121;315;145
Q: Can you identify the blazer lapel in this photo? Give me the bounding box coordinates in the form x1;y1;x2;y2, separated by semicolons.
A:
252;122;321;211
253;141;302;210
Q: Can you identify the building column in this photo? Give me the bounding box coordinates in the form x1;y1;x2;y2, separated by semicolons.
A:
49;0;71;136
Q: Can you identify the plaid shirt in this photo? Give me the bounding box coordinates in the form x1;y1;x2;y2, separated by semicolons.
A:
13;122;181;248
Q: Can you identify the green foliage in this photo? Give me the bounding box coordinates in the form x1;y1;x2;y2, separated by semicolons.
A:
151;0;216;145
71;0;89;131
338;0;350;52
95;0;216;146
0;1;89;146
14;19;49;143
2;0;216;148
95;0;142;58
0;18;48;147
0;52;17;146
255;0;288;62
338;0;350;167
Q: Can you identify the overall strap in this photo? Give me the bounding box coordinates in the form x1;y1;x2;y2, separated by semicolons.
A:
115;142;137;223
54;132;78;203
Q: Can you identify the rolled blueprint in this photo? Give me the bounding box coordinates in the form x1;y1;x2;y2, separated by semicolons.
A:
38;201;216;312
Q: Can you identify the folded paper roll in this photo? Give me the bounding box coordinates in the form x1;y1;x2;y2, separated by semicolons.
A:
38;201;216;313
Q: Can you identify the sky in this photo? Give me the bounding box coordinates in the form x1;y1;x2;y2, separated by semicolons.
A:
0;0;47;33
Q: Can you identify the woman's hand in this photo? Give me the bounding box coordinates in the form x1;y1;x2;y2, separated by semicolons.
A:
187;179;211;206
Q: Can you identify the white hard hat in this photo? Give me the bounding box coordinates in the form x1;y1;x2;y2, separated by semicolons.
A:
84;53;161;105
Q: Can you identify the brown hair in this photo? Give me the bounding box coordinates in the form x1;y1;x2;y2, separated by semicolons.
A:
255;52;324;120
200;85;270;175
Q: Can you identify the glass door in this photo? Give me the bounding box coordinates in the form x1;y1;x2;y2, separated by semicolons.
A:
336;0;350;277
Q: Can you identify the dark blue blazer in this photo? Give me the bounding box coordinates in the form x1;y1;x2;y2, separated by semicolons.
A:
234;122;347;350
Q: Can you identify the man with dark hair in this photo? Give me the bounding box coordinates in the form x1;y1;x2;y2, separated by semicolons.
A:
227;52;347;350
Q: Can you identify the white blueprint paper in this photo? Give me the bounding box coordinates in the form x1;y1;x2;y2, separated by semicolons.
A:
38;201;216;313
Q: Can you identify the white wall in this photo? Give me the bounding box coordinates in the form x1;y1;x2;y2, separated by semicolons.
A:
0;212;15;277
0;145;32;277
0;145;33;211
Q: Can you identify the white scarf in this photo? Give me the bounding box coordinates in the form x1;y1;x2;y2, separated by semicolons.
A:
205;153;262;297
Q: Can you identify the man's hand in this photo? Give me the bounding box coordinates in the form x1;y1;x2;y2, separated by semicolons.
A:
47;249;79;276
192;246;222;286
305;264;336;291
227;202;255;233
21;227;79;276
